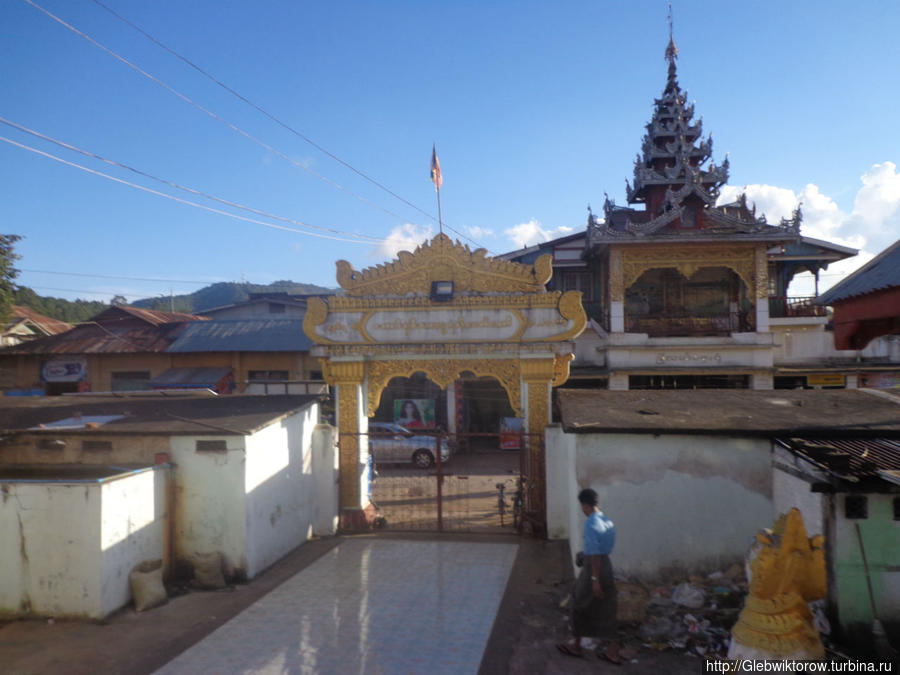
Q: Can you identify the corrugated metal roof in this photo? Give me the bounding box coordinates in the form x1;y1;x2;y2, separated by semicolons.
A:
816;238;900;304
0;321;189;354
777;436;900;481
166;319;312;353
0;394;320;435
8;306;73;335
91;305;205;326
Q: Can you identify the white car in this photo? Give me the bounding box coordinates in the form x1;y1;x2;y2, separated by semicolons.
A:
368;422;451;468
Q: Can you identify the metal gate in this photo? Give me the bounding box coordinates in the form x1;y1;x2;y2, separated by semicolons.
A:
346;430;546;535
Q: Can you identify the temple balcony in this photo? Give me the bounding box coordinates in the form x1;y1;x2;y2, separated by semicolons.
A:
625;310;753;338
768;296;828;319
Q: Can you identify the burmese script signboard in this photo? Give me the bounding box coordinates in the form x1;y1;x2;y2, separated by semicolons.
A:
308;305;579;344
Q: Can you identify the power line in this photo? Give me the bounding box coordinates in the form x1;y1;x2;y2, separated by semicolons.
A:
19;268;219;284
23;0;488;252
22;0;419;230
1;135;385;244
90;0;439;225
1;117;385;243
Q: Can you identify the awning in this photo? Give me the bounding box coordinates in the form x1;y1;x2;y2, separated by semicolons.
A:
150;367;233;392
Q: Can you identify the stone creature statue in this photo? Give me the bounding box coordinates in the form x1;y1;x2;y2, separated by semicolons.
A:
728;508;827;660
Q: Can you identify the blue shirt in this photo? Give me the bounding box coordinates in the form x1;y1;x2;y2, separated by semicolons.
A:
583;510;615;555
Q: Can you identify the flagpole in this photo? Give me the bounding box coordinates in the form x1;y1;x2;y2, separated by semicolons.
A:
436;185;443;236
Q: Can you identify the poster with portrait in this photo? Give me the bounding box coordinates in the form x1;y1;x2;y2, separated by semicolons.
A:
393;398;435;429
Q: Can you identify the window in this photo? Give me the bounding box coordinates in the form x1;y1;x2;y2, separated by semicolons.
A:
310;370;323;381
248;370;289;382
36;438;66;450
82;440;112;452
111;371;150;392
561;271;594;301
196;440;227;453
845;495;868;520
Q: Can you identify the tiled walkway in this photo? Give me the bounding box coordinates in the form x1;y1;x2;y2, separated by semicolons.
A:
155;538;518;674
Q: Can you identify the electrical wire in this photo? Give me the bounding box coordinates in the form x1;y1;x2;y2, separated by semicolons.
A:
22;0;416;227
19;268;220;284
23;0;489;252
90;0;438;225
1;135;386;244
1;117;384;243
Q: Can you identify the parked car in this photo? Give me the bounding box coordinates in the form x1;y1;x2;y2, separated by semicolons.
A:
368;421;451;468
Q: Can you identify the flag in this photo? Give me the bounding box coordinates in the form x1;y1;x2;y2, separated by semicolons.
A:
430;145;443;190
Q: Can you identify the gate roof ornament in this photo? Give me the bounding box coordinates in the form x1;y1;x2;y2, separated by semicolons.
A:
335;233;553;296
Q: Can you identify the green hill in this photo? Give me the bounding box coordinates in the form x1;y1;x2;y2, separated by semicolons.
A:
13;280;335;323
131;280;335;313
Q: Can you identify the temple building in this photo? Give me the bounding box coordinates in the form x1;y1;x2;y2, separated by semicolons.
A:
503;31;899;391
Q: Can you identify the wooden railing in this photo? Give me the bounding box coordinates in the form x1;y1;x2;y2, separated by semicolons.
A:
625;311;752;337
768;296;827;318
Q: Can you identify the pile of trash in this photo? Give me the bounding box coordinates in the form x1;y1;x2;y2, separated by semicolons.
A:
616;564;748;659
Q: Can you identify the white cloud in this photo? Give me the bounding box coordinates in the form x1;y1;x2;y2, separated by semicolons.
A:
719;163;900;295
503;219;574;249
464;225;494;239
371;223;434;260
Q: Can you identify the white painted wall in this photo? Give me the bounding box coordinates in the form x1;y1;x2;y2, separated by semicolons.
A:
546;431;773;580
100;468;166;616
771;446;827;537
312;423;339;536
169;435;249;577
244;405;317;578
0;467;166;619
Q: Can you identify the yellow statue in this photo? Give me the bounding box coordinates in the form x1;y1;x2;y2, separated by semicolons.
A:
729;508;827;660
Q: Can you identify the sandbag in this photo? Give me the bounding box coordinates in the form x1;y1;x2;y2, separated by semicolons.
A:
192;551;226;589
130;559;168;612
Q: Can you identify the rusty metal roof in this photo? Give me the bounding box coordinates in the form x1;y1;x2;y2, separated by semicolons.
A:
776;436;900;481
0;320;190;354
0;305;207;355
8;306;73;335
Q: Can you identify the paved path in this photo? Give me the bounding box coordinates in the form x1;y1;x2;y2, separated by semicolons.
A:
156;538;518;674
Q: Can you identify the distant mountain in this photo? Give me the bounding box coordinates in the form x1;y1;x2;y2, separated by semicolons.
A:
131;281;336;313
13;280;336;323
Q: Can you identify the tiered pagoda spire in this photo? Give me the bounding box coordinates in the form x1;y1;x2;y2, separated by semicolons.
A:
589;24;800;243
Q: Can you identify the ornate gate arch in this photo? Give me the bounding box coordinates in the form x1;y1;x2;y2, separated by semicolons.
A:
304;234;586;526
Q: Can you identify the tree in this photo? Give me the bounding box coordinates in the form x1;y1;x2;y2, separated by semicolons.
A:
0;234;22;323
110;295;128;306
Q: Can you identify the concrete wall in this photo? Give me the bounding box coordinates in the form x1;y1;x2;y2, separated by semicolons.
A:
0;467;166;619
546;430;773;580
771;446;826;537
770;321;897;366
833;494;900;635
243;405;318;578
99;468;167;616
169;434;249;578
311;423;339;536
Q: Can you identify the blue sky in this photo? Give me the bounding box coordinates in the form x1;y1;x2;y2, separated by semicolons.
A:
3;0;899;303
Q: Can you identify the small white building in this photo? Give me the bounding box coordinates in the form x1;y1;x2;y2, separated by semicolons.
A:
546;388;900;582
0;393;338;619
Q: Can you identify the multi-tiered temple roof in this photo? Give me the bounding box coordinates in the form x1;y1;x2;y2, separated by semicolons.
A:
587;31;801;247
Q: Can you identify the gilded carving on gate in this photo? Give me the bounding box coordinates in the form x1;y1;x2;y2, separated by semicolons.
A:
335;233;552;296
365;358;522;417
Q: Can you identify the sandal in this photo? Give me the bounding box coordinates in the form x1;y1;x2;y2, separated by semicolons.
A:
556;643;585;658
597;649;623;665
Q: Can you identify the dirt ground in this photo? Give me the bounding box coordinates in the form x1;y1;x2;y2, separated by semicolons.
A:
0;531;708;675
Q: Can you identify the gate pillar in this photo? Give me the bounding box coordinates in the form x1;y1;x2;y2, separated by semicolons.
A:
323;360;369;523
